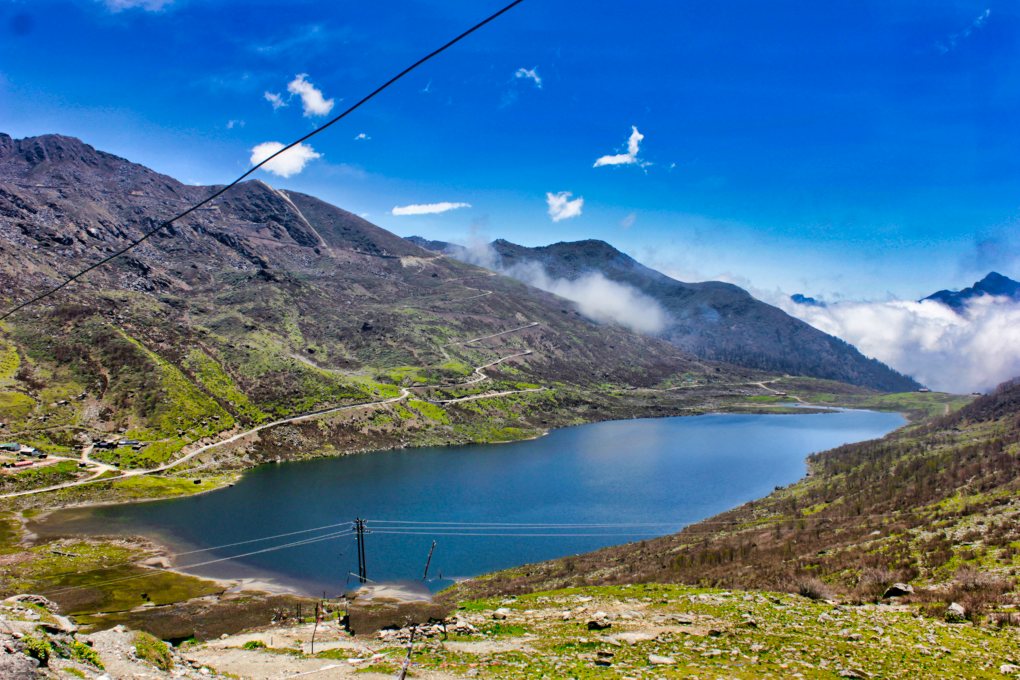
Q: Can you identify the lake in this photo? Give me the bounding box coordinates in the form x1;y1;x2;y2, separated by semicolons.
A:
38;410;904;595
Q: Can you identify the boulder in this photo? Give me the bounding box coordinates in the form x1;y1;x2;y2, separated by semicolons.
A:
648;654;676;665
945;602;967;623
492;608;510;620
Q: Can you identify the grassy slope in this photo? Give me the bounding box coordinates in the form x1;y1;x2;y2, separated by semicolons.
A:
452;381;1020;623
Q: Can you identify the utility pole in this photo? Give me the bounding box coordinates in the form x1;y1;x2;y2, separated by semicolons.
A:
355;518;367;584
422;540;437;581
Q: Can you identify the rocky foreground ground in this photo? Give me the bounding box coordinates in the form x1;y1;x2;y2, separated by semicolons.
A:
2;583;1019;679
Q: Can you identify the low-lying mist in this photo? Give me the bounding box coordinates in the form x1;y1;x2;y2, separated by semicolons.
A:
455;240;670;335
784;295;1020;394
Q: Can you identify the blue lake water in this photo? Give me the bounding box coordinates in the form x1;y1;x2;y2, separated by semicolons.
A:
40;410;904;595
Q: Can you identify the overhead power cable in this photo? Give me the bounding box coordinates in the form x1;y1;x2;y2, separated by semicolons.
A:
37;521;356;582
0;0;527;322
43;529;355;598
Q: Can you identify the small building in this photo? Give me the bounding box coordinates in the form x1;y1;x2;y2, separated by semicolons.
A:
0;443;20;452
12;460;33;468
917;387;931;393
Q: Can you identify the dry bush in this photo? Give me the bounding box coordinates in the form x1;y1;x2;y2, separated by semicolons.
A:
794;576;834;601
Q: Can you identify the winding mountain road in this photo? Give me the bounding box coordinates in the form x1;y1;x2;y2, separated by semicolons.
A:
0;326;544;499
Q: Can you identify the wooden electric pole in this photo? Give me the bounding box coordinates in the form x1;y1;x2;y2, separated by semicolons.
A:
422;540;437;581
355;518;367;584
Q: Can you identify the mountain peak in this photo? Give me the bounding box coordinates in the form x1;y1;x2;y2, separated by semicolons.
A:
923;271;1020;311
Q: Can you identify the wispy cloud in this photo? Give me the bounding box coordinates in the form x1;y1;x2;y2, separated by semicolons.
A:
937;8;991;53
620;213;637;230
546;191;584;222
226;119;245;130
101;0;172;11
391;202;471;216
287;74;334;117
254;24;346;57
354;132;370;141
514;67;542;88
594;126;648;168
264;91;287;110
250;141;322;178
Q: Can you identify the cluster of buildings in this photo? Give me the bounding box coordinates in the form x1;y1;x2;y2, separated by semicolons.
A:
0;442;48;469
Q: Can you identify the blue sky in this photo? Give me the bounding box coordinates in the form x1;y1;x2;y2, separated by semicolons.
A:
2;0;1019;300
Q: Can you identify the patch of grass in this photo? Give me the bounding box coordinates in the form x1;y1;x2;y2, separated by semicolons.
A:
108;474;224;499
0;460;81;493
408;399;450;424
69;640;104;669
118;332;235;441
0;390;35;420
0;338;20;384
184;349;268;424
132;631;173;671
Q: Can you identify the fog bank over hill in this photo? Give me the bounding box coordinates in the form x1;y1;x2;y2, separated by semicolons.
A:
785;273;1020;393
456;237;670;335
407;235;919;393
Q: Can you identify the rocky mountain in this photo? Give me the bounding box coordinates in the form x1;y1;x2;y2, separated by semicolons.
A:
407;236;919;392
0;133;765;476
923;271;1020;311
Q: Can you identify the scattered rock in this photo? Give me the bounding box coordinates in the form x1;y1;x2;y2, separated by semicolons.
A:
586;617;611;631
648;654;676;666
612;632;655;646
945;602;967;623
492;608;510;620
1000;663;1020;675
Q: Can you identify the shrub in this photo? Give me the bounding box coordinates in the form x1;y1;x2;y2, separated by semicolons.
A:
242;640;267;650
794;576;834;601
70;640;104;669
22;634;52;666
132;631;174;671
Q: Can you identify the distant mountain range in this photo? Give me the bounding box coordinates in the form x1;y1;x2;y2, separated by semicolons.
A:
922;272;1020;311
406;237;919;391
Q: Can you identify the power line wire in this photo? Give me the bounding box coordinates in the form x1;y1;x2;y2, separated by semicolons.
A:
37;521;356;582
0;0;527;322
43;529;355;597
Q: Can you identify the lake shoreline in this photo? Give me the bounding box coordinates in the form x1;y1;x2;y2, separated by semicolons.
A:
30;408;905;603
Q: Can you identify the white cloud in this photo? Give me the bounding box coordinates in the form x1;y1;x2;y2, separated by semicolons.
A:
226;119;245;129
287;73;334;117
102;0;172;11
264;91;287;110
391;202;471;216
620;213;637;230
250;141;322;178
514;67;542;88
783;294;1020;393
546;191;584;222
938;8;991;53
594;126;648;168
457;242;669;335
354;132;371;141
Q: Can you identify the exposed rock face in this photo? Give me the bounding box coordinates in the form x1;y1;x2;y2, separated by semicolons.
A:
882;583;914;598
344;585;452;635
